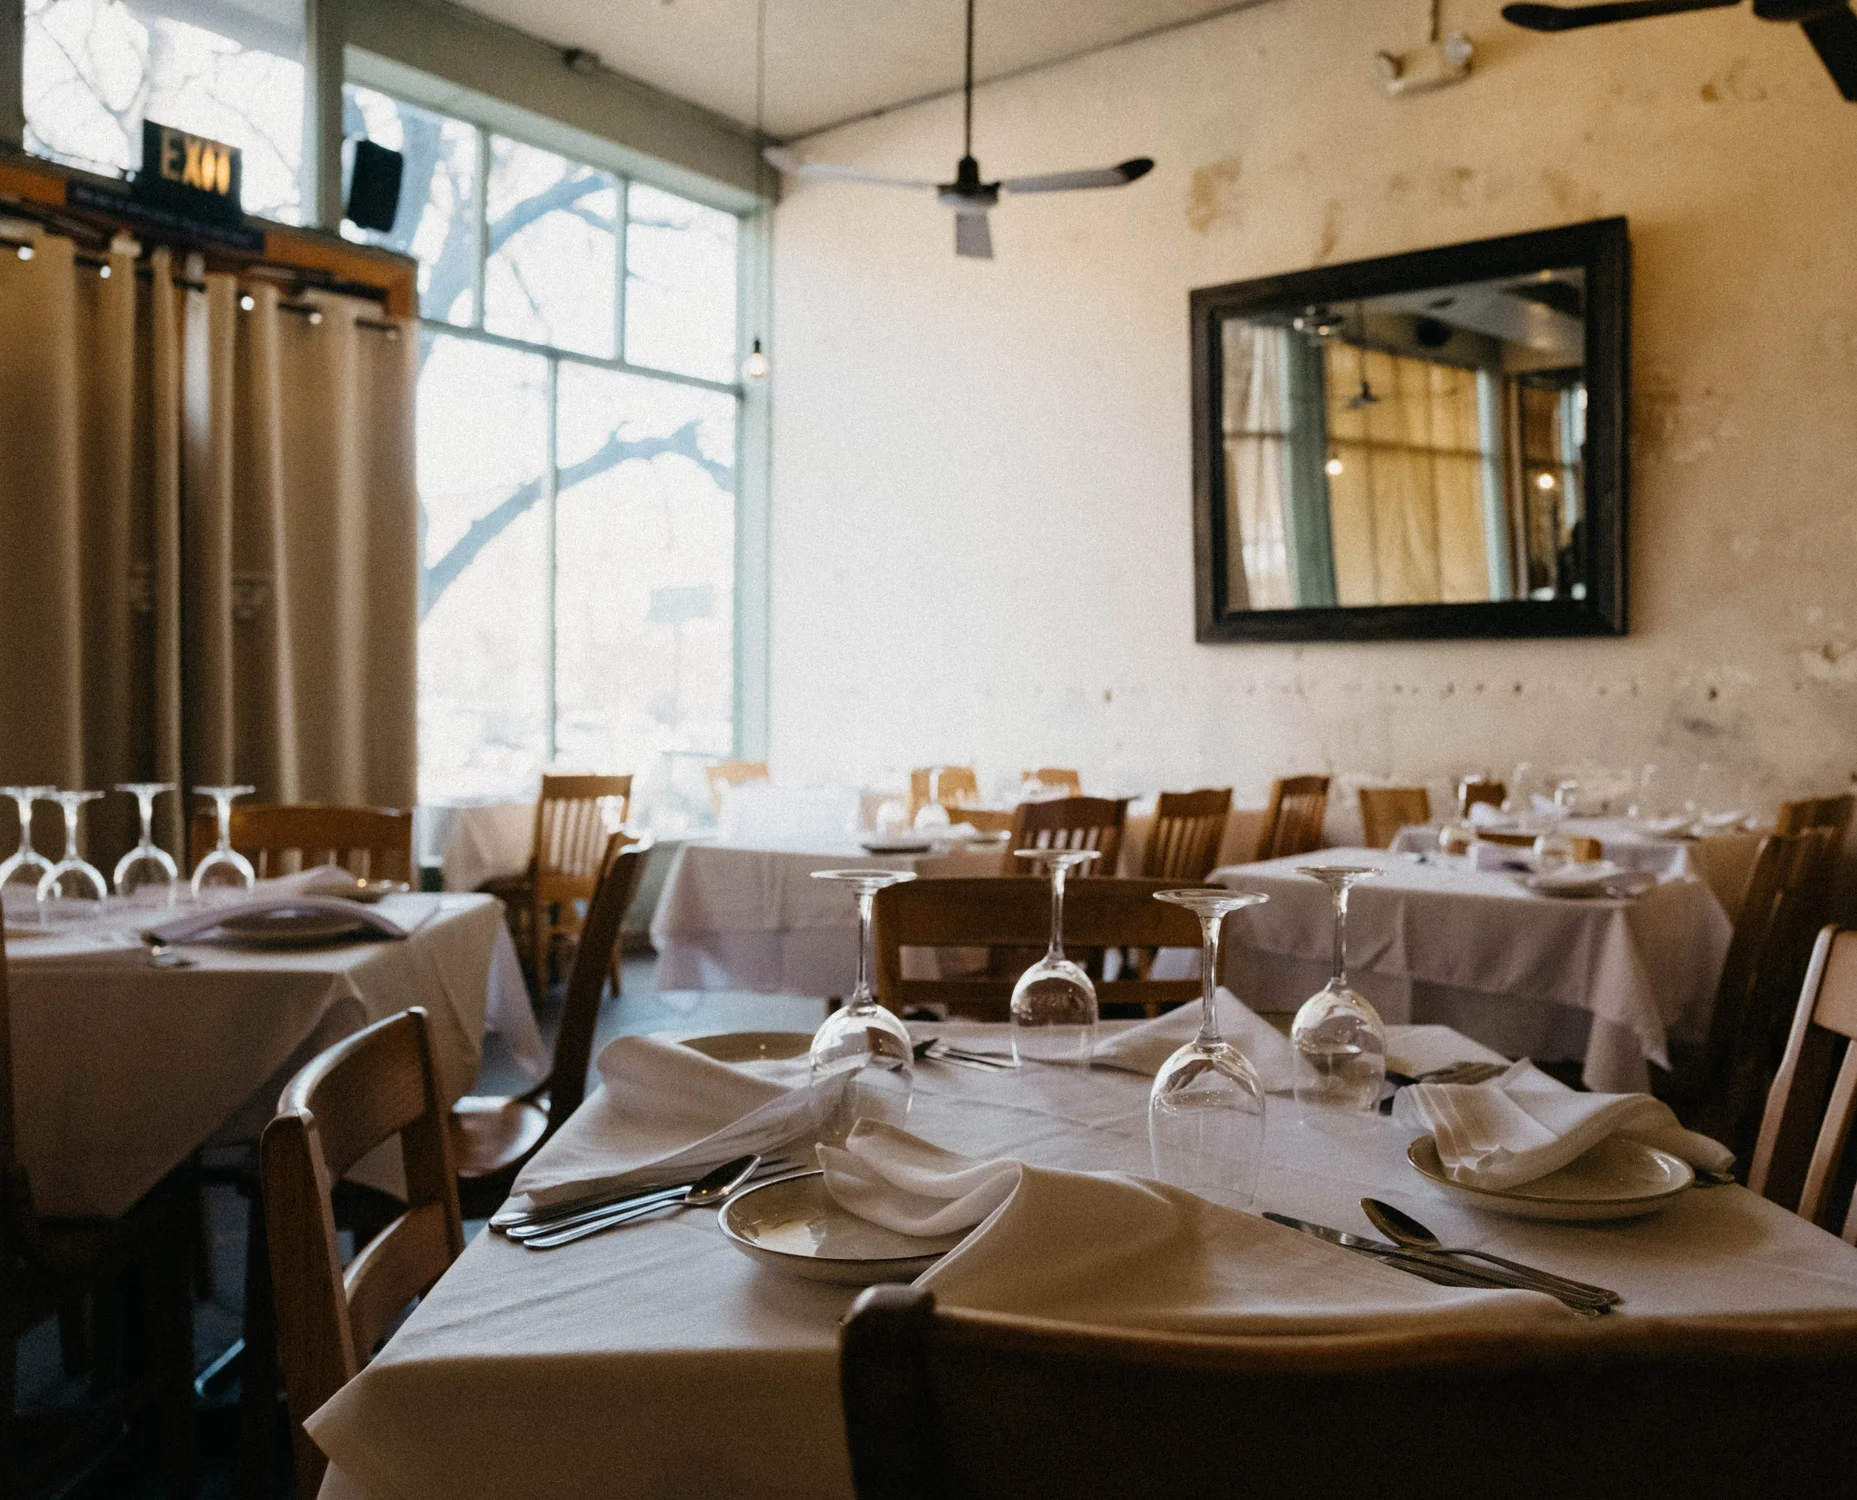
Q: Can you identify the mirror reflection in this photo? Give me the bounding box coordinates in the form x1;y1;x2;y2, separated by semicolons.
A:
1219;268;1587;612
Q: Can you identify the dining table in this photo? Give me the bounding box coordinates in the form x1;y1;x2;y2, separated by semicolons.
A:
1205;848;1732;1094
2;891;544;1218
306;1017;1857;1500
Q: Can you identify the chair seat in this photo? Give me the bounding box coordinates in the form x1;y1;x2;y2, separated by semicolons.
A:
448;1095;549;1180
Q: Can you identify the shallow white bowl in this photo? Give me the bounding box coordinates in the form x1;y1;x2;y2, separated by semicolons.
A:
1407;1133;1694;1222
720;1171;965;1284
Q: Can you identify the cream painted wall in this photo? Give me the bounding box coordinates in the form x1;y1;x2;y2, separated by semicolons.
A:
767;0;1857;815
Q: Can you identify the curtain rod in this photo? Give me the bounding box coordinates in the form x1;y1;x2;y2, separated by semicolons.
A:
0;234;401;336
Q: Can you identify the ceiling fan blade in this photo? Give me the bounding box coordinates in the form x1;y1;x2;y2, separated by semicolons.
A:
1802;6;1857;97
955;211;993;260
1501;0;1739;30
762;146;937;191
1000;158;1156;195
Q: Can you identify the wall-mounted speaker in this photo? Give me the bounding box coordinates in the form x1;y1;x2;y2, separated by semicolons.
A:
345;139;404;234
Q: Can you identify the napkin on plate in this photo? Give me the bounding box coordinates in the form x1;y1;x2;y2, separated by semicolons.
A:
511;1034;843;1209
142;895;408;946
1526;862;1657;899
257;864;369;899
824;1122;1572;1332
1391;1059;1733;1191
1092;987;1295;1092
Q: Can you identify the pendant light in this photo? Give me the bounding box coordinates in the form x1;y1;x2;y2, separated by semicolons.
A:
743;0;770;383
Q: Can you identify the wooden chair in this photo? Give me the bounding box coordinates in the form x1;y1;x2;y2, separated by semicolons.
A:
190;802;414;882
2;943;196;1498
1476;829;1605;863
1749;925;1857;1238
260;1007;465;1496
480;773;632;992
705;759;769;815
1663;828;1839;1163
1003;796;1129;876
1457;777;1506;817
1140;789;1233;881
1776;792;1855;844
840;1285;1857;1500
451;833;650;1219
1255;775;1330;860
1358;787;1431;850
951;807;1014;835
872;876;1208;1019
1020;768;1082;797
908;767;980;820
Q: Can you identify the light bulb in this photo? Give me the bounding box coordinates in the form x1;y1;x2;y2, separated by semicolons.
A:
17;244;33;261
743;338;769;381
1537;472;1557;490
98;263;110;279
240;293;255;311
1325;458;1344;477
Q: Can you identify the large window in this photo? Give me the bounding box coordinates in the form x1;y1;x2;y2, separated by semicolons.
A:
23;0;306;221
344;86;742;811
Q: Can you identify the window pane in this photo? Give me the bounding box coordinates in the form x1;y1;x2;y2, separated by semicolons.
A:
625;181;739;383
483;136;616;358
24;0;306;223
342;86;478;326
553;367;737;807
418;333;551;801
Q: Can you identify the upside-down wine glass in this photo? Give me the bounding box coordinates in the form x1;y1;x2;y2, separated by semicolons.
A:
0;786;56;921
913;767;952;832
808;868;918;1143
1148;888;1272;1208
1290;864;1387;1115
112;782;179;905
36;790;109;922
1009;847;1101;1067
191;785;257;898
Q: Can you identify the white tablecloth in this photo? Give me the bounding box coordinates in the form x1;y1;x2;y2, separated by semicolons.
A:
1388;819;1763;917
4;893;543;1217
309;1020;1857;1500
435;802;536;893
1207;848;1732;1094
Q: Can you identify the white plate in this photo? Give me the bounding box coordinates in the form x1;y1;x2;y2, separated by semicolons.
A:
1407;1134;1694;1221
861;839;932;854
719;1171;966;1284
681;1031;812;1063
212;908;373;947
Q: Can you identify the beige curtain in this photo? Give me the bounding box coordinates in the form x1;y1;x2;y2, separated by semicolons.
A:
0;228;417;868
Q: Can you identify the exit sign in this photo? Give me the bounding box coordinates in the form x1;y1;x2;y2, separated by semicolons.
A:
134;120;243;227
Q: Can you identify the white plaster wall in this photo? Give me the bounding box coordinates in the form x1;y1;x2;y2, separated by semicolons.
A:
766;0;1857;813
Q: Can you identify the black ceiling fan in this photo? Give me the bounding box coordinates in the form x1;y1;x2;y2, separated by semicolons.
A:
762;0;1154;259
1501;0;1857;99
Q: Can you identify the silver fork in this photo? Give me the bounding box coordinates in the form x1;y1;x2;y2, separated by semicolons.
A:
913;1038;1015;1073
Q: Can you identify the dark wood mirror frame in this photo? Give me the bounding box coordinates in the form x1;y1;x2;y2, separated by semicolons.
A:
1190;217;1629;643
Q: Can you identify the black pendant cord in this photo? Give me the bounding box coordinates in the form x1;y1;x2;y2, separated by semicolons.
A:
963;0;975;158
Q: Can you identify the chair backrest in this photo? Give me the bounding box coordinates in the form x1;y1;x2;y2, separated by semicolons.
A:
260;1008;464;1494
1476;829;1604;863
909;766;980;819
192;803;414;882
705;759;769;814
1457;777;1506;817
840;1285;1857;1500
544;833;653;1130
1691;827;1839;1157
532;774;632;896
1776;793;1855;844
1357;787;1431;850
1021;768;1082;797
1003;796;1129;876
955;807;1015;835
1749;925;1857;1237
0;938;14;1180
872;876;1206;1019
1141;789;1234;881
1255;775;1330;861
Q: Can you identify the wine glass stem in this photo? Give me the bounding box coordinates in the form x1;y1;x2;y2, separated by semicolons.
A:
1047;863;1067;960
215;794;234;854
852;888;876;1009
12;801;31;862
138;794;156;846
1330;884;1350;989
1197;911;1223;1047
62;800;79;861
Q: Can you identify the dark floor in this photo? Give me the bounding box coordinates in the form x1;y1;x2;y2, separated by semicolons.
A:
15;954;827;1499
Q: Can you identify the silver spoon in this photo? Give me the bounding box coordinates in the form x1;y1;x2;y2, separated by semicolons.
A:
1360;1197;1621;1306
519;1154;763;1249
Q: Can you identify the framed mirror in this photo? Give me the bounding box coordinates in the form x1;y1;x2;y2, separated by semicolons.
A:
1190;218;1628;642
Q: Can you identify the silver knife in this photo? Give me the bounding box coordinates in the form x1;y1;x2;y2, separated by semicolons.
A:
491;1153;790;1234
505;1157;794;1241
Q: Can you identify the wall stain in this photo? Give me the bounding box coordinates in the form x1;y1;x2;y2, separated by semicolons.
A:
1700;57;1765;104
1186;156;1242;234
1540;168;1600;220
1315;199;1342;263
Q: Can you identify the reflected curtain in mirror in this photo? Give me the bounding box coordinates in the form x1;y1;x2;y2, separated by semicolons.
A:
0;228;416;866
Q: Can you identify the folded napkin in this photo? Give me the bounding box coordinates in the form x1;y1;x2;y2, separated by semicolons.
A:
512;1034;844;1208
1392;1059;1734;1191
1466;801;1508;828
825;1123;1572;1332
1092;988;1295;1092
143;894;407;946
1471;839;1536;873
257;863;368;899
1527;862;1658;899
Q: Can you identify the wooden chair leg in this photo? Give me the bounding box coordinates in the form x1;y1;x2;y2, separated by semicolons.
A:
236;1184;279;1500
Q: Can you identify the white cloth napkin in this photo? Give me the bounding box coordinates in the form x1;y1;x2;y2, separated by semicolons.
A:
1472;839;1535;872
1092;988;1295;1092
512;1034;843;1208
257;864;369;899
823;1122;1572;1332
1466;801;1506;828
143;894;407;945
1392;1059;1734;1190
